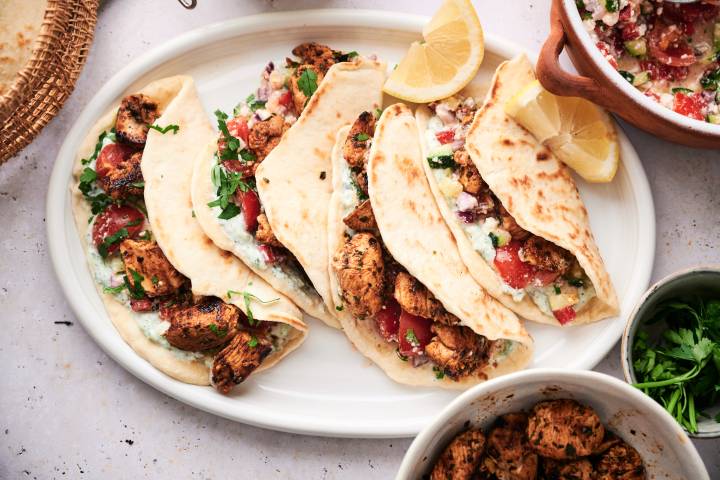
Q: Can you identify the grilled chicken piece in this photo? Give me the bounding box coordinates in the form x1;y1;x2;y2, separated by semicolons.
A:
255;213;283;247
521;236;574;275
457;164;483;196
164;298;240;351
343;199;376;232
343;111;375;169
211;330;272;394
430;429;486;480
291;42;336;73
289;64;325;115
393;272;459;325
247;114;288;162
456;105;477;126
527;399;604;460
499;204;530;241
482;412;538;480
353;168;369;197
541;458;593;480
96;148;144;200
119;239;185;297
332;232;385;318
115;94;159;145
595;441;645;480
425;324;490;378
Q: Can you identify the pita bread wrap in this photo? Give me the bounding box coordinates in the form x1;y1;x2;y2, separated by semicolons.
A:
255;58;386;328
418;54;618;326
72;76;306;388
328;104;532;389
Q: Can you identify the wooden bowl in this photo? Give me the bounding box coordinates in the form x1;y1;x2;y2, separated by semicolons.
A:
537;0;720;149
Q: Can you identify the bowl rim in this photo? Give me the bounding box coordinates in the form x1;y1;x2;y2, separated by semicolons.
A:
560;0;720;137
620;265;720;439
396;368;709;479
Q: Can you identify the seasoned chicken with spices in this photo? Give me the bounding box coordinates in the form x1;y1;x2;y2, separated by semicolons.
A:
119;239;185;297
289;64;324;115
212;330;272;394
332;232;385;318
541;458;593;480
527;399;604;460
343;111;375;169
393;272;459;325
595;441;646;480
482;412;538;480
425;324;490;378
520;237;574;276
248;114;289;162
255;213;283;247
115;94;159;145
291;42;336;73
164;298;240;351
430;429;486;480
343;199;376;232
96;146;143;200
499;204;530;241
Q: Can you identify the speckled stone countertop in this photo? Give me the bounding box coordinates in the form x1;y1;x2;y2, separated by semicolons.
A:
1;1;718;478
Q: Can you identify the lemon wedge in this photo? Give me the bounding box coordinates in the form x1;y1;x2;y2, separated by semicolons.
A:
505;80;620;183
383;0;484;103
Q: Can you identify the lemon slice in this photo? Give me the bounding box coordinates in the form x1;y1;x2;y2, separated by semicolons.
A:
505;80;620;183
383;0;484;103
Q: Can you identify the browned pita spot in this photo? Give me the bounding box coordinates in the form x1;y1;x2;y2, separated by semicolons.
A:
335;111;341;118
301;210;309;220
313;147;324;158
510;175;531;188
399;157;419;183
501;138;514;147
536;150;550;161
534;203;544;215
537;169;564;181
202;236;213;246
303;96;318;116
569;231;578;240
405;199;417;213
537;189;545;199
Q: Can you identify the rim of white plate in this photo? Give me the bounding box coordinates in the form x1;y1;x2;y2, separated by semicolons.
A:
46;9;656;438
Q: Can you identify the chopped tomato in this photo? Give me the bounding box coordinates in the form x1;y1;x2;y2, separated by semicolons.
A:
644;90;661;102
647;22;696;67
553;306;576;325
534;269;560;287
596;42;618;70
639;60;688;81
618;5;632;22
398;310;433;356
493;241;537;289
95;143;137;181
226;117;249;143
235;189;261;232
223;159;255;178
91;205;144;253
278;90;293;109
375;299;401;342
673;92;707;121
663;2;719;24
130;298;153;312
435;130;455;145
258;244;282;264
621;23;640;41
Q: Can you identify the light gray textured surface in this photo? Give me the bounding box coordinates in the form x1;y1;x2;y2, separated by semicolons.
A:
1;1;718;478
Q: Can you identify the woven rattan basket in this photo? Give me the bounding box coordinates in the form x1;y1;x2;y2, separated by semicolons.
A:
0;0;98;164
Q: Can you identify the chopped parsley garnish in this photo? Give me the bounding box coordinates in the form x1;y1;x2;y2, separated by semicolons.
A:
354;132;370;142
227;290;279;326
427;155;456;170
700;68;720;92
350;175;368;201
618;70;634;84
208;162;251;220
98;223;135;258
214;110;254;162
605;0;619;12
568;278;585;288
81;130;115;165
148;123;179;135
103;284;126;295
239;149;257;162
405;328;419;347
248;336;259;348
335;305;344;311
138;230;152;241
124;269;146;300
553;285;561;295
334;50;359;62
433;366;445;380
632;298;720;433
209;323;228;337
78;166;112;216
672;87;694;94
297;68;318;99
488;232;500;248
244;93;267;112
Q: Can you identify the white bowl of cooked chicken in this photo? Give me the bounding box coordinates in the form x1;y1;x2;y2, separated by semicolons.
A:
396;369;709;480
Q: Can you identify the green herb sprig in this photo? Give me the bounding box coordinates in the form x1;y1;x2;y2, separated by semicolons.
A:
148;124;179;135
632;298;720;433
208;161;251;220
227;290;279;326
297;68;318;99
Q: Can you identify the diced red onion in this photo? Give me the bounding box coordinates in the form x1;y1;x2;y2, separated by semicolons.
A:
451;138;465;150
410;355;430;368
265;61;275;74
456;191;478;211
256;85;271;101
457;210;476;224
435;103;457;125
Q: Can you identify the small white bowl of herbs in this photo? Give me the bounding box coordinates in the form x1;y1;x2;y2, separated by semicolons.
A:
622;267;720;438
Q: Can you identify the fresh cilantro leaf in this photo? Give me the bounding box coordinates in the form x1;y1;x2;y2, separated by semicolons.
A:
433;366;445;380
405;328;419;346
297;68;318;99
103;284;126;295
98;227;129;258
354;132;370;142
335;305;344;311
227;290;279;327
209;323;228;337
334;50;359;62
148;124;179;135
218;203;241;220
248;336;259;348
374;108;383;119
567;278;585;287
350;174;368;202
605;0;619;12
239;149;256;162
427;155;456;169
124;269;146;300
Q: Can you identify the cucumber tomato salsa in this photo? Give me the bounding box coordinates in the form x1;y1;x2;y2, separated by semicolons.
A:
578;0;720;123
424;96;597;324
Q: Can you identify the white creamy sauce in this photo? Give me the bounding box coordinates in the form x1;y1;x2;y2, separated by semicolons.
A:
340;160;360;218
269;322;292;352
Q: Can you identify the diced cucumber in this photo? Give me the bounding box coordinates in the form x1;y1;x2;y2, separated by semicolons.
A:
624;38;647;57
708;114;720;125
494;229;511;247
428;144;453;158
632;71;650;87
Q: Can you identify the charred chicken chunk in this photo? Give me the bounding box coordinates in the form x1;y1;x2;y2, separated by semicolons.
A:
353;168;369;197
430;429;486;480
527;399;604;460
393;272;459;325
332;232;385;318
115;94;159;145
482;412;538;480
247;114;288;162
457;164;483;196
425;324;490;378
456;104;477;126
541;458;593;480
595;441;646;480
96;147;143;200
289;64;324;115
291;42;336;73
521;236;574;275
343;111;375;169
499;204;530;241
343;199;376;232
255;213;283;247
211;330;272;394
164;298;240;351
119;239;185;297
